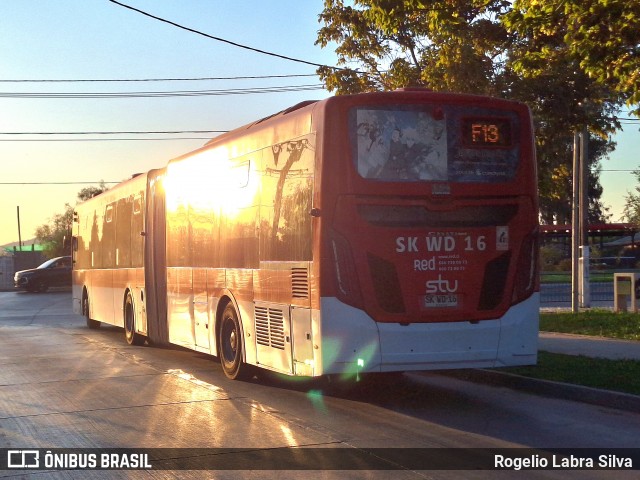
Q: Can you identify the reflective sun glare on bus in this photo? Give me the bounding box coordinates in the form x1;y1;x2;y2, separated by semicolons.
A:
165;147;259;220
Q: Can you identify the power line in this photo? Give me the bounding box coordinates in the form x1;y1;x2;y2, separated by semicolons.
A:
0;84;324;99
0;137;213;142
0;130;227;135
0;181;121;185
0;129;226;142
108;0;334;70
0;74;318;83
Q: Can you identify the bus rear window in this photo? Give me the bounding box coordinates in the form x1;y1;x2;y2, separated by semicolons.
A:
350;105;521;183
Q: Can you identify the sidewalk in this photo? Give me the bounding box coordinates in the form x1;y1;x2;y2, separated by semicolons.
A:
539;331;640;361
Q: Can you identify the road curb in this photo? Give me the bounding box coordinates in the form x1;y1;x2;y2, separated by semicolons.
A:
440;369;640;413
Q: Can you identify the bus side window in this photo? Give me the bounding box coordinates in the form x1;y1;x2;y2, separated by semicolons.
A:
260;138;314;262
131;192;144;267
71;237;78;266
103;204;116;267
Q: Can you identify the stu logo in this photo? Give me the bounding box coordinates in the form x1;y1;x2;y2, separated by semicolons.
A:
426;275;459;294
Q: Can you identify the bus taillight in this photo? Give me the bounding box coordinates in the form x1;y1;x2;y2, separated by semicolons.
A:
330;230;364;309
512;230;540;305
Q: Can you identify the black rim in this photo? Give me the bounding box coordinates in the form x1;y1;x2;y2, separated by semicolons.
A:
221;311;240;371
125;296;134;341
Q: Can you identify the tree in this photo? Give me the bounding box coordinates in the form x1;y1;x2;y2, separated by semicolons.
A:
77;181;108;202
35;183;108;258
316;0;509;95
34;204;74;258
505;0;640;115
623;170;640;225
315;0;638;222
502;0;630;222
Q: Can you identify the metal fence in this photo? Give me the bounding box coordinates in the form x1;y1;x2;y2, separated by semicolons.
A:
0;256;14;290
0;252;46;291
540;282;614;304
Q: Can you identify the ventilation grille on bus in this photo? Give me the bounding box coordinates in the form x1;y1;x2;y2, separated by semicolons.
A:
291;267;310;299
255;306;285;350
367;253;406;314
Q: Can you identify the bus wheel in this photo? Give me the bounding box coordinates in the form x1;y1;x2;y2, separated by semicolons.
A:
218;303;250;380
124;292;144;346
84;292;101;329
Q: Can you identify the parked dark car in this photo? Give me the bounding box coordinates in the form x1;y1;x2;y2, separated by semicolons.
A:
14;256;72;292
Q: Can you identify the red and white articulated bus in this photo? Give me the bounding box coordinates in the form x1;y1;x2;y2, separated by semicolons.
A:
72;88;539;380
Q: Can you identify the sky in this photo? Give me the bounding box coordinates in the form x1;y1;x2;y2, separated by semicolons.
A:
0;0;638;248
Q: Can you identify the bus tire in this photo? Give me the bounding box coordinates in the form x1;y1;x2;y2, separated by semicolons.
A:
218;302;250;380
84;291;101;329
124;291;144;346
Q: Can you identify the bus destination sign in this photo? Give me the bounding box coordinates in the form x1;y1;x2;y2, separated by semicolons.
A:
462;118;512;147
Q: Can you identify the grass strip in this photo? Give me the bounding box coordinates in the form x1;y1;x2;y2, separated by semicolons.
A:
541;310;640;341
503;351;640;396
501;311;640;395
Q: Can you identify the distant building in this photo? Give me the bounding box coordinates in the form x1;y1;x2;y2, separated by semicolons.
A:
1;238;43;256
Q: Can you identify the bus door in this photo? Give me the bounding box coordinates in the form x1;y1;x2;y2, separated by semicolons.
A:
290;264;314;376
166;267;209;352
192;268;210;350
290;304;314;376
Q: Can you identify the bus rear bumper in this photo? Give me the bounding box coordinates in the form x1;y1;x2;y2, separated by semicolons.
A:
319;294;539;375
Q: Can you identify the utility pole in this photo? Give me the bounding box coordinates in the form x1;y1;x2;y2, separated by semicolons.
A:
579;127;590;308
16;206;23;250
571;132;580;312
571;128;590;312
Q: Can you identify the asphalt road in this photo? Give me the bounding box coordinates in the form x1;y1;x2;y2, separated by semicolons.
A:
1;290;639;479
